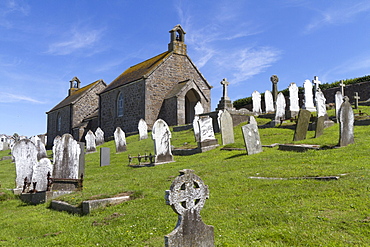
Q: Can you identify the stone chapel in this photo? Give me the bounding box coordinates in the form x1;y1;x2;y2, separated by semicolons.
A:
46;24;212;146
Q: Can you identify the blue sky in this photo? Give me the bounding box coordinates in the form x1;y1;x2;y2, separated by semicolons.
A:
1;0;370;137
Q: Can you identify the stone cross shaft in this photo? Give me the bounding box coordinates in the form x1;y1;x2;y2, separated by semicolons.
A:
270;75;279;104
339;80;345;96
221;78;230;100
354;92;360;109
312;76;321;92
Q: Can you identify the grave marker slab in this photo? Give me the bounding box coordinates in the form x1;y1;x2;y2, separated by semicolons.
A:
264;90;274;113
114;127;127;153
198;116;219;152
252;91;262;114
13;139;38;189
100;147;110;167
303;80;316;112
95;127;105;146
31;135;47;161
219;110;234;145
335;91;343;121
85;130;96;153
314;116;325;138
293;109;311;141
275;92;286;121
315;91;327;117
152;119;174;164
32;158;53;191
242;116;262;155
53;134;81;179
138;119;148;140
338;96;354;147
165;169;214;247
289;82;299;117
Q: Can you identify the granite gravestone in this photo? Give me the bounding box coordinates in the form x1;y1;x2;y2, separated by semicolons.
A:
114;127;126;153
95;127;105;146
85;130;96;153
31;158;53;191
53;134;81;179
275;92;286;122
13;139;38;189
252;91;262;114
315;91;327;118
271;75;279;105
138;119;148;140
293;109;311;141
165;169;214;247
264;90;274;113
242;116;262;155
198;116;219;152
314;116;325;138
335;91;343;121
152;119;174;164
31;135;47;161
289;82;299;117
100;147;110;167
303;79;316;112
219;110;234;145
338;97;354;147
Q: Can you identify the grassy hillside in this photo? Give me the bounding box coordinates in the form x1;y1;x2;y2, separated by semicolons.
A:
0;107;370;246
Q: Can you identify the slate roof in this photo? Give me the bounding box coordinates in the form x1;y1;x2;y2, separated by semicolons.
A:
100;51;171;94
47;80;103;113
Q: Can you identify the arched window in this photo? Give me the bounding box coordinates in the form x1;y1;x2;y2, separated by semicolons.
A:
117;92;124;117
57;113;62;132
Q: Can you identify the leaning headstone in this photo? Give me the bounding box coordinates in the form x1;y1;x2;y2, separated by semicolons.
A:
275;92;286;122
114;127;126;153
264;90;274;113
242;116;262;155
314;116;325;138
85;130;96;153
95;127;104;146
335;91;343;121
303;79;316;112
252;91;262;114
100;147;110;167
31;158;53;191
53;134;81;179
338;96;354;147
31;135;47;161
289;82;299;118
165;169;214;247
293;109;311;141
198;116;219;152
315;91;327;117
152;119;174;164
138;119;148;140
13;139;38;189
219;110;234;145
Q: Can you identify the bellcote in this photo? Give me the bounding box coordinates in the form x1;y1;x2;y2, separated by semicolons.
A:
69;76;81;96
168;24;187;55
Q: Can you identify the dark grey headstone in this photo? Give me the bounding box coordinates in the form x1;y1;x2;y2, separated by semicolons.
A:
293;109;311;141
78;142;85;177
242;118;262;155
338;97;354;146
165;169;214;247
219;110;234;145
314;116;325;138
100;147;110;167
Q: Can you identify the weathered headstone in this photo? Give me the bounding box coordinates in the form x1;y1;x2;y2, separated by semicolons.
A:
95;127;105;146
100;147;110;167
152;119;174;164
242;116;262;155
335;91;343;121
114;127;126;153
53;134;81;179
315;91;327;117
193;102;204;142
252;91;262;114
338;96;354;147
275;92;286;121
314;116;325;138
52;136;61;164
165;169;214;247
13;139;38;189
138;119;148;140
31;135;47;161
354;92;360;109
293;109;311;141
303;79;316;112
85;130;96;153
31;158;53;191
289;82;299;117
264;90;274;113
198;116;219;152
219;110;234;145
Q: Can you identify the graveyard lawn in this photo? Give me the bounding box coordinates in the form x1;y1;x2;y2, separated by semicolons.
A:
1;107;370;246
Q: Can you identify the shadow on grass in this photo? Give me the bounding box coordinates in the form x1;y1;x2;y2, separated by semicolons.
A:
225;153;247;160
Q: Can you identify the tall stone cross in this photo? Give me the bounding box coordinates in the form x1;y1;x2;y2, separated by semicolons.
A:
354;92;360;109
312;76;321;92
270;75;279;106
339;80;345;96
221;78;230;100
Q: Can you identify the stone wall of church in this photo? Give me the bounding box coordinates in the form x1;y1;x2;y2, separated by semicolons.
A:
46;105;71;148
72;81;106;129
99;80;146;139
145;53;211;128
159;97;178;126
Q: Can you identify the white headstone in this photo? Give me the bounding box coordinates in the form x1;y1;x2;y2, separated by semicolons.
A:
198;117;216;142
264;90;274;113
152;119;173;164
252;91;262;114
13;139;38;189
138;119;148;140
114;127;126;153
303;79;316;112
95;127;104;146
315;91;327;117
275;92;286;121
52;136;61;165
194;101;204;115
242;116;262;155
335;91;343;120
85;130;96;153
289;83;299;112
312;76;321;93
53;134;81;179
32;158;53;191
31;135;47;161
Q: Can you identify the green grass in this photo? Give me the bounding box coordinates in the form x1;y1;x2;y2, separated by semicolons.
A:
0;109;370;246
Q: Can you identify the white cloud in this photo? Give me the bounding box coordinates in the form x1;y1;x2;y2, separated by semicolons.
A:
0;0;30;28
0;92;44;104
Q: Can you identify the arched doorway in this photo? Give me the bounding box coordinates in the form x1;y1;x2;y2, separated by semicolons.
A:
185;89;200;124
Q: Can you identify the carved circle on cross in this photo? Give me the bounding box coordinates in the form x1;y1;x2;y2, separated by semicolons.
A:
165;169;209;215
270;75;279;84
